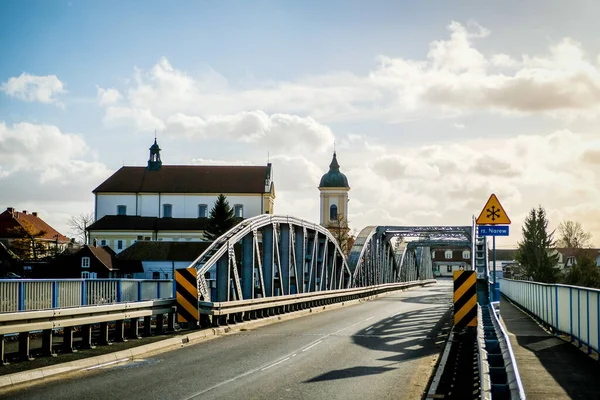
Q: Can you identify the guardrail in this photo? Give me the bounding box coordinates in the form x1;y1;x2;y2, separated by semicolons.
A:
198;280;436;326
500;278;600;355
0;299;177;363
0;279;173;313
477;302;526;400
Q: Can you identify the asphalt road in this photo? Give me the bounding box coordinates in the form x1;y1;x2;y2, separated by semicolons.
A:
2;281;453;400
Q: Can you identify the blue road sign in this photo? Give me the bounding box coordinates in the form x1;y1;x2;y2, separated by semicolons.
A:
477;225;509;236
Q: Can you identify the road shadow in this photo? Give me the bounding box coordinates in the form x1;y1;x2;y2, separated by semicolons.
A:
305;289;452;383
501;298;600;400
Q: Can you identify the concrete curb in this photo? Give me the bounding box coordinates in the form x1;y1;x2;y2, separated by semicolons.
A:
1;287;419;391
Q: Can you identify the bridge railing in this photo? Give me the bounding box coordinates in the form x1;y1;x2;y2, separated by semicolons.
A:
0;279;173;313
500;278;600;355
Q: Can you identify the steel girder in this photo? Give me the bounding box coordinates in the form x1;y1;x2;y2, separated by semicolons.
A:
187;215;352;302
348;225;475;286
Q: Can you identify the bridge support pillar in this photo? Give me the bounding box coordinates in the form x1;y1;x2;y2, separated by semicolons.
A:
199;314;210;328
98;322;110;345
81;325;95;349
114;320;126;342
0;335;7;365
18;332;33;361
42;329;56;357
143;316;152;337
129;318;141;339
167;312;175;332
62;327;76;353
156;314;164;334
211;315;220;328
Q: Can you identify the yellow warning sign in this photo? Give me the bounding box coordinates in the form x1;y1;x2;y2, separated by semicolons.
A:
476;194;511;225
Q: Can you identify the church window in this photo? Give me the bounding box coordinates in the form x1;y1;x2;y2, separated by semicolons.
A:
198;204;208;218
234;205;244;218
117;205;126;215
163;204;172;218
330;204;338;221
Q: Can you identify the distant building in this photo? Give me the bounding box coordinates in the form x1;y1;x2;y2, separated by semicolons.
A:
318;152;350;231
432;248;472;277
49;244;143;279
88;139;276;253
0;207;69;259
116;241;212;280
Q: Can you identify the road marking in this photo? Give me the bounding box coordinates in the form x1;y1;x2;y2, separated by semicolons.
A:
301;340;322;352
184;315;378;399
84;358;129;371
261;357;290;371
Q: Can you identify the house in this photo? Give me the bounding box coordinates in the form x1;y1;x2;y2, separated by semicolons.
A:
48;244;143;279
432;248;472;277
116;241;212;280
553;248;600;269
87;139;276;253
0;207;70;259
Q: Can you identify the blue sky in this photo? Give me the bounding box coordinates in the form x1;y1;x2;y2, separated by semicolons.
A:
2;1;600;246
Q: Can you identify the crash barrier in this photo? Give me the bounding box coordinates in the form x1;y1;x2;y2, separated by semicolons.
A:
0;279;173;313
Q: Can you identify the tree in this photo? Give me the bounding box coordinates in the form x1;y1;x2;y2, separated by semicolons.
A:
563;251;600;289
557;220;592;248
67;212;95;244
203;194;238;241
516;206;560;283
327;215;355;256
8;220;48;260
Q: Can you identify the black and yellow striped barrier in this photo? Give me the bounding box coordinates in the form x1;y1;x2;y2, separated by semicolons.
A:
453;270;477;328
175;267;199;324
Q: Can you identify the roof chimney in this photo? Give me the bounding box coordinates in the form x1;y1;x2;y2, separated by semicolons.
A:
22;210;27;215
32;212;38;217
7;207;14;215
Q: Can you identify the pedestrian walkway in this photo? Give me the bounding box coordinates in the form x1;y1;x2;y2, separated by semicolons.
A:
500;296;600;400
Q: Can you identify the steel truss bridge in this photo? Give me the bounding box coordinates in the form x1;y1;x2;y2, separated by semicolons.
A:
187;215;476;306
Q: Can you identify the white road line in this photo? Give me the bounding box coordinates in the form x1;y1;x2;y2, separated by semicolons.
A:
185;315;377;399
84;358;129;371
301;340;322;352
261;357;290;371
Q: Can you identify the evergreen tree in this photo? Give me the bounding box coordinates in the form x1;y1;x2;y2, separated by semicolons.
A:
563;251;600;288
516;206;560;282
203;194;238;241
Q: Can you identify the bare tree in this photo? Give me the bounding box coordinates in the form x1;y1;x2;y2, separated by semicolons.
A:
557;220;592;249
327;215;355;256
67;212;95;244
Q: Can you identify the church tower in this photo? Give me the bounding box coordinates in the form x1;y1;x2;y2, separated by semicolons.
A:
147;138;162;171
318;152;350;230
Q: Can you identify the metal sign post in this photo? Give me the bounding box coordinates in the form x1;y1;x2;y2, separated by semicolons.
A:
476;194;511;303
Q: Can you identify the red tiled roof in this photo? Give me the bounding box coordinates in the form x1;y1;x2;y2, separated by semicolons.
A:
93;165;271;194
88;245;117;271
0;208;69;243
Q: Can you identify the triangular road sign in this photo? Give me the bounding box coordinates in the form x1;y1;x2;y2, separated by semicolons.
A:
476;194;511;225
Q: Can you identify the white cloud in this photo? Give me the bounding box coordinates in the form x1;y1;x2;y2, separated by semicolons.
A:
1;73;65;106
96;87;122;106
98;22;600;129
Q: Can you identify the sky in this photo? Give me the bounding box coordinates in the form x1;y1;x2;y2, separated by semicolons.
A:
2;0;600;248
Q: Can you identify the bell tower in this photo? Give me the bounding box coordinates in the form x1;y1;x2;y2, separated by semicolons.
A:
318;152;350;230
147;138;162;171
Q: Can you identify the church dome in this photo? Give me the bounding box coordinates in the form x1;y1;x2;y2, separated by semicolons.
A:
319;152;349;188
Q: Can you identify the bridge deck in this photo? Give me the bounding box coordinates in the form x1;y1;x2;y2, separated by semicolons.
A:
500;297;600;400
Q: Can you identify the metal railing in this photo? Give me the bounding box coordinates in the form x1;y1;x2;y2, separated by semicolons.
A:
476;302;526;400
198;280;436;324
0;299;176;336
500;278;600;355
0;279;173;313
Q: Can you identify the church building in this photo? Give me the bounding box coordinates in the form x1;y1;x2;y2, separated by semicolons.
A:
87;139;275;253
